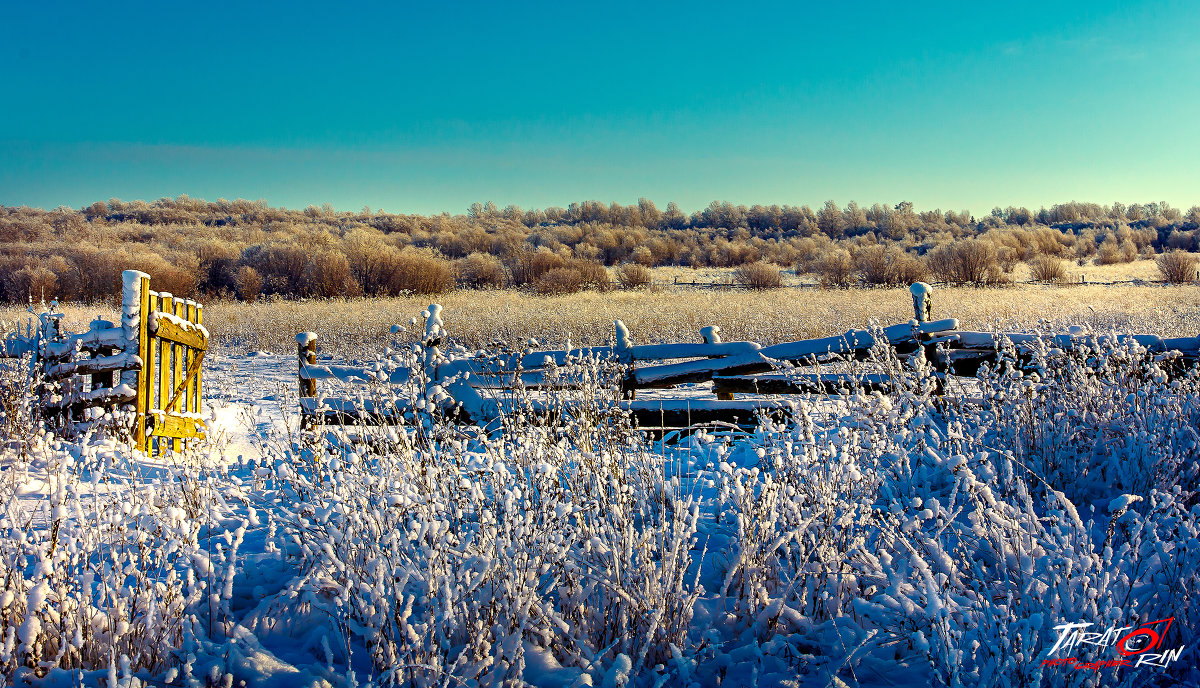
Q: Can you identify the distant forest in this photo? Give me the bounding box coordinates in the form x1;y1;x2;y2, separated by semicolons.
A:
3;196;1199;303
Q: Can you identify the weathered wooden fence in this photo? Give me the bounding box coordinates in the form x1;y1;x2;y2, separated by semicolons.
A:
5;270;208;453
296;281;1200;433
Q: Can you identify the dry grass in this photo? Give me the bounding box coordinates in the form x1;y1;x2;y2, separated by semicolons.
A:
7;282;1197;357
661;258;1164;287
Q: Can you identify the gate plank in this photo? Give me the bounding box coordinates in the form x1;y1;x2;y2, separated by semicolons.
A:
152;314;208;350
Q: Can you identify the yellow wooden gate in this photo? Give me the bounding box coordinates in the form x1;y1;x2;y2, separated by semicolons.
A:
133;273;207;453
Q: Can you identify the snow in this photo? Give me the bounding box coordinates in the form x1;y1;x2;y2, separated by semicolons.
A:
296;331;317;347
628;341;761;361
5;313;1200;688
614;319;632;350
153;310;211;339
634;351;769;385
42;326;126;358
881;318;959;341
910;281;932;322
1108;493;1143;513
44;350;140;379
424;303;444;343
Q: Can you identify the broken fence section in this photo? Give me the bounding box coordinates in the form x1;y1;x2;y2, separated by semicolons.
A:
295;283;975;431
296;280;1200;433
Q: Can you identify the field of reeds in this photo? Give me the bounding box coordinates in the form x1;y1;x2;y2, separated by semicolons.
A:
7;281;1198;358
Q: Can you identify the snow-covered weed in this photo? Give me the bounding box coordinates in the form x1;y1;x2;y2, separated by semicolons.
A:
272;346;702;686
698;335;1200;687
0;433;244;685
6;312;1200;686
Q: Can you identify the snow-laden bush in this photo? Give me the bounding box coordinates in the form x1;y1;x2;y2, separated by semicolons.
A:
6;316;1195;686
271;343;702;686
694;335;1200;687
0;433;244;685
253;326;1200;686
941;332;1200;506
0;353;39;451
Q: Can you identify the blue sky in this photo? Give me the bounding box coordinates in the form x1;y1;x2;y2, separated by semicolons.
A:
2;1;1198;215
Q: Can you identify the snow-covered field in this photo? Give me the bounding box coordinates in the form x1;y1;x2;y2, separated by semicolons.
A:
1;331;1199;687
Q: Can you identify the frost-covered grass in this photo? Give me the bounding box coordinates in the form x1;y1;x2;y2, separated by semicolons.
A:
1;329;1199;686
5;282;1199;359
10;283;1192;357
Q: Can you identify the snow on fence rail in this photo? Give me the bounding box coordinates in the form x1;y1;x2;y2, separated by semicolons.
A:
4;271;209;453
296;280;1200;432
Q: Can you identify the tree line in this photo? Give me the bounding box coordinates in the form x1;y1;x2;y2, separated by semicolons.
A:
2;196;1198;303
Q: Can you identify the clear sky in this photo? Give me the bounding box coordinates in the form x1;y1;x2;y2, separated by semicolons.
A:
2;0;1198;216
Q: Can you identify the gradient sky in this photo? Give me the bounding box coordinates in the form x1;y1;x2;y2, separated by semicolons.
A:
3;0;1199;216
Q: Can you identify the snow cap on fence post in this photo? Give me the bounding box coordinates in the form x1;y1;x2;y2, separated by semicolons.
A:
700;325;721;344
121;270;150;345
297;332;317;397
121;270;150;389
910;282;932;323
614;320;632;350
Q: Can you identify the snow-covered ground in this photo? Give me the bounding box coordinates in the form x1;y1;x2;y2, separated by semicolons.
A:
2;334;1199;687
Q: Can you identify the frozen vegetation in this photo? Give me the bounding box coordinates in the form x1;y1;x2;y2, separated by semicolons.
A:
0;322;1198;687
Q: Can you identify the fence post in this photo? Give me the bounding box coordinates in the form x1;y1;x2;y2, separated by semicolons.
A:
133;273;152;454
615;320;635;399
701;326;735;399
297;332;317;398
910;282;932;323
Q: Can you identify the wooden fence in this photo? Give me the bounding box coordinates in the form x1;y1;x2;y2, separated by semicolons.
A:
5;270;208;454
296;281;1200;433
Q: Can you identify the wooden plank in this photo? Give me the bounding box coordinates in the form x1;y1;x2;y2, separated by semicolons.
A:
152;314;208;351
298;334;317;397
165;349;205;414
88;346;115;392
300;363;411;384
150;413;206;441
172;299;185;452
44;384;137;412
184;300;196;416
624;399;792;428
713;372;894;395
43;327;125;358
627;341;762;361
135;276;152;453
631;330;876;388
193;303;203;418
157;293;172;447
47;351;139;380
